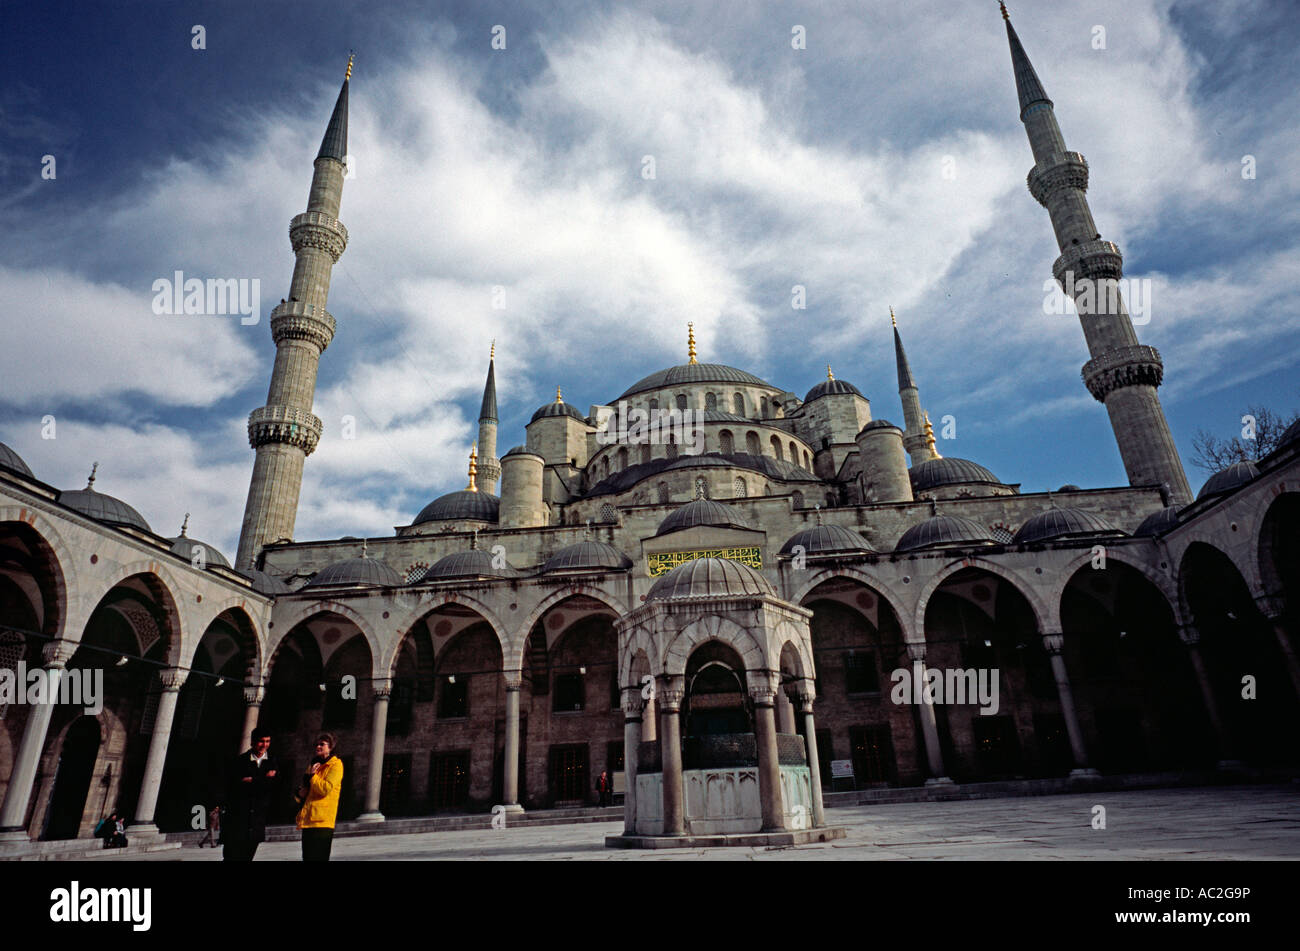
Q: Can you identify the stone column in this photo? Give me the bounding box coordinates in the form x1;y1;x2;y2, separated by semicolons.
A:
0;640;76;841
777;687;797;734
239;685;264;755
908;643;953;785
796;688;826;828
621;688;642;836
1257;596;1300;700
641;693;657;743
132;667;189;835
751;680;785;832
1042;632;1098;778
1180;625;1240;768
357;679;391;822
657;679;685;836
502;678;524;813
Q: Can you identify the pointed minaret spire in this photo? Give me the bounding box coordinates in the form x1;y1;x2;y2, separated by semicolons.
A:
1002;7;1191;504
687;323;698;365
891;309;935;464
476;342;500;492
237;63;353;568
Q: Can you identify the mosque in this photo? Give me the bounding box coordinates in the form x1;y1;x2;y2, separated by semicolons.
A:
1;9;1297;848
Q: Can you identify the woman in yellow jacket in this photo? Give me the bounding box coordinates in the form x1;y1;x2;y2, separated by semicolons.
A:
296;733;343;861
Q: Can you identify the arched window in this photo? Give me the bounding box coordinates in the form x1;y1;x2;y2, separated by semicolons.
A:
719;430;734;455
733;477;747;498
617;447;628;470
705;391;717;411
792;490;804;509
640;444;651;465
657;482;671;504
733;393;745;416
676;393;688;410
770;435;783;460
746;431;761;455
803;450;810;469
666;435;678;460
649;398;659;412
695;477;709;499
760;396;768;417
789;440;798;461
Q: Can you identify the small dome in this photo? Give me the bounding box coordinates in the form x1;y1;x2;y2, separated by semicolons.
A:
421;549;518;580
616;363;773;401
503;445;543;460
1134;506;1181;538
60;481;151;532
1197;461;1259;500
1058;484;1081;492
541;541;632;574
909;457;1001;492
656;498;754;537
530;400;587;424
779;525;874;556
857;419;901;436
1012;507;1123;544
240;568;291;595
303;556;402;589
804;378;863;403
413;490;500;525
169;534;231;569
646;557;773;601
0;443;34;478
895;515;996;553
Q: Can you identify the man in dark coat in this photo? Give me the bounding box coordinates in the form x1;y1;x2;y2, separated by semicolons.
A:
222;728;278;861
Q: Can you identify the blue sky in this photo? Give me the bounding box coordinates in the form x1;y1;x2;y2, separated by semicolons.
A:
1;0;1297;560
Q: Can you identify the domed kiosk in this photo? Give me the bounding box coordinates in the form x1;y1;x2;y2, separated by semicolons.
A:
606;557;845;848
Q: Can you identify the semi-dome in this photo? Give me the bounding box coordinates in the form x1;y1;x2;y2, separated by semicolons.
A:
779;524;874;557
646;557;773;601
803;377;863;404
616;363;774;401
413;490;500;524
909;457;1001;492
540;541;632;574
169;534;231;569
1134;506;1181;538
240;568;291;596
59;470;151;532
303;556;402;589
655;498;754;537
895;515;996;553
1197;460;1259;500
1012;507;1123;544
0;442;34;478
421;548;518;580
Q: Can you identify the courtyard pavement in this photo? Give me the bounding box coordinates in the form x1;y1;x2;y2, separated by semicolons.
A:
94;783;1300;861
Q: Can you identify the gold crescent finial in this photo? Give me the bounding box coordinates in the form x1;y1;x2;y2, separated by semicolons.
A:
890;306;897;328
827;365;834;381
555;386;563;403
467;444;479;492
180;513;190;537
345;52;354;81
87;461;98;489
1000;2;1010;22
687;322;698;365
923;411;940;458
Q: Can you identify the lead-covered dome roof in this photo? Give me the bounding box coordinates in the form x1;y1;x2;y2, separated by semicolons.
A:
1197;461;1258;500
909;457;1001;492
1012;507;1123;544
656;498;755;537
895;515;996;552
303;556;402;589
1134;506;1181;538
422;549;519;580
646;557;773;601
779;524;874;556
584;452;816;499
616;363;773;401
530;397;587;424
240;568;291;595
804;378;863;404
59;474;152;532
413;490;500;524
0;443;34;478
540;541;632;574
169;534;231;569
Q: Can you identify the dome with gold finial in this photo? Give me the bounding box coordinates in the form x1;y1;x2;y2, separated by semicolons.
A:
615;325;773;400
59;463;152;532
411;446;501;525
804;364;864;403
530;385;588;423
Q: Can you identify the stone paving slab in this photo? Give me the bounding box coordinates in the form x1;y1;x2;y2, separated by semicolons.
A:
85;784;1300;861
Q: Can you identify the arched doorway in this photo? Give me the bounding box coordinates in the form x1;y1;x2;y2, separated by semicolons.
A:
684;642;750;737
42;717;100;840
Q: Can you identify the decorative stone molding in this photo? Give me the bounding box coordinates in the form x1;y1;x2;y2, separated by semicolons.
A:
270;300;336;352
621;688;644;719
1178;625;1201;647
794;688;817;713
503;677;524;692
1041;632;1065;655
242;685;266;705
288;212;348;261
42;640;78;668
371;679;393;699
1255;594;1286;620
905;641;927;664
657;684;685;712
1081;345;1165;402
1027;151;1089;206
248;404;324;454
748;684;777;706
1052;239;1123;285
158;668;188;691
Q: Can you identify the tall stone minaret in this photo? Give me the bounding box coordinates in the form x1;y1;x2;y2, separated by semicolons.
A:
893;308;937;465
1001;5;1191;504
236;58;353;569
476;342;501;493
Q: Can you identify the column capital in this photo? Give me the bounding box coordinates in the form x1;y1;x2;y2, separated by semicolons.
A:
1041;632;1065;655
503;675;524;692
748;684;777;707
371;678;393;699
656;677;685;711
1255;593;1287;621
1178;624;1201;647
621;688;644;720
794;688;816;714
157;667;188;691
242;685;266;705
905;641;927;664
41;640;77;668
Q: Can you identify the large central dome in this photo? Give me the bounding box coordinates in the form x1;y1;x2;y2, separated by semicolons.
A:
615;363;773;401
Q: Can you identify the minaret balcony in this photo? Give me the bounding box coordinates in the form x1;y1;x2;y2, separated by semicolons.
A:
270;300;336;350
1027;151;1089;206
1053;239;1123;285
248;404;324;453
1081;345;1164;402
289;211;348;260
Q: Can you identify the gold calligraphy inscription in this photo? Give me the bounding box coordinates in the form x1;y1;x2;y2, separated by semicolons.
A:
647;547;762;577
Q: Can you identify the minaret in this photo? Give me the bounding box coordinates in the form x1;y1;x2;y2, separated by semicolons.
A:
1001;5;1191;504
476;342;501;492
893;308;936;464
236;57;353;569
